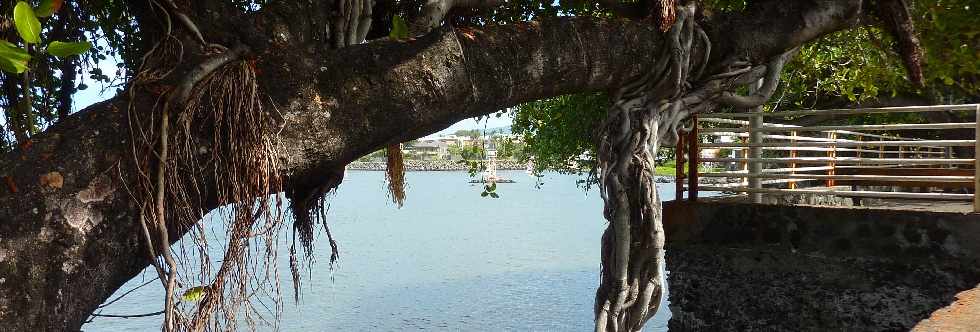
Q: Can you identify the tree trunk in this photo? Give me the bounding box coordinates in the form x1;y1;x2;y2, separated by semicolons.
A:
0;0;871;329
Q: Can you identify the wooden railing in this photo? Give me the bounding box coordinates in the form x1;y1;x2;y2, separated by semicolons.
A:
674;104;980;213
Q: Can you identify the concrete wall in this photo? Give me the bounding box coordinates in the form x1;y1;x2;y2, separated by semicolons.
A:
664;200;980;331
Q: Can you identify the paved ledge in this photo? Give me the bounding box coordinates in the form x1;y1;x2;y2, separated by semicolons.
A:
913;285;980;332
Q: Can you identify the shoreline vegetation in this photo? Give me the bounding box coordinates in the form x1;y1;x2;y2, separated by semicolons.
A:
348;160;694;177
348;160;528;171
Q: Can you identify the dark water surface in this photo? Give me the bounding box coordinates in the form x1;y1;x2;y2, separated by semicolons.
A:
82;171;676;331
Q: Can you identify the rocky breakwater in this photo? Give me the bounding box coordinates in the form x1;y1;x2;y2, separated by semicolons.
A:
348;160;527;171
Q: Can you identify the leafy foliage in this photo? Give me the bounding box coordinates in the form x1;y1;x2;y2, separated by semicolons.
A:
780;0;979;107
46;41;91;57
0;41;31;73
13;2;42;44
1;0;94;152
511;0;979;178
512;92;609;175
448;142;484;160
492;136;526;160
453;129;482;139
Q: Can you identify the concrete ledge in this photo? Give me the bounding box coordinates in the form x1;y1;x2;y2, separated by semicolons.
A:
664;201;980;331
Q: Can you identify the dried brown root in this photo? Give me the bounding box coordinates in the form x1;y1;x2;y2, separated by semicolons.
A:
126;55;289;330
386;143;406;207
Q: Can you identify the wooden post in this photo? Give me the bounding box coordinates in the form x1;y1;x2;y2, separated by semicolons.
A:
740;137;749;187
748;115;763;203
789;131;798;189
675;133;686;201
688;116;700;202
974;104;979;213
879;137;885;167
827;131;837;187
946;146;954;169
855;135;863;160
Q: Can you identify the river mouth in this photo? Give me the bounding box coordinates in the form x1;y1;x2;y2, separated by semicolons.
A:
83;171;676;331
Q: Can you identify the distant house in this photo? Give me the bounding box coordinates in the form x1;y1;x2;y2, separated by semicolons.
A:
407;138;451;160
406;132;523;161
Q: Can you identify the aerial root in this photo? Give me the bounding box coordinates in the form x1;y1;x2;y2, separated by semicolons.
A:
386;143;406;207
126;54;287;330
594;3;798;331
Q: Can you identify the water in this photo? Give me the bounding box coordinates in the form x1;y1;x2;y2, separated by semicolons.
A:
82;171;676;331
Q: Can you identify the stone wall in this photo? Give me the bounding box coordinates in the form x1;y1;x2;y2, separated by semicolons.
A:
664;201;980;331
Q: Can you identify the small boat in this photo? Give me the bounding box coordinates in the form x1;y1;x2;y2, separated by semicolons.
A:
469;175;516;184
469;141;514;183
468;164;515;183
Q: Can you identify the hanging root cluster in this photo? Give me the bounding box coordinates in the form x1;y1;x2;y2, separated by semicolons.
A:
286;174;342;303
593;3;795;331
128;46;288;330
385;144;406;207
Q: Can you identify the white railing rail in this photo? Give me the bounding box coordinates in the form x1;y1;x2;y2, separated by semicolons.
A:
673;104;980;213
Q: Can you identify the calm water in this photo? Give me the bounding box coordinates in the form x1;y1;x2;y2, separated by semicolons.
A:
82;171;677;331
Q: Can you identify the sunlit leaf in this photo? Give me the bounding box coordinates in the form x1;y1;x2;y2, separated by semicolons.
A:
180;286;207;302
0;40;31;73
47;41;92;57
14;2;42;44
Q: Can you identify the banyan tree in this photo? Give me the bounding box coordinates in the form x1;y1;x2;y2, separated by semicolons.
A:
0;0;924;331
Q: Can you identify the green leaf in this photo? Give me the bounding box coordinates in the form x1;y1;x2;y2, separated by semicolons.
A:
489;192;499;198
47;41;92;57
0;40;31;73
480;191;489;197
389;15;409;40
14;2;42;44
35;0;63;17
180;286;207;302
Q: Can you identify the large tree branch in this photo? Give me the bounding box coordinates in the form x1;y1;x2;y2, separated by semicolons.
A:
277;18;668;181
0;17;665;331
0;1;870;329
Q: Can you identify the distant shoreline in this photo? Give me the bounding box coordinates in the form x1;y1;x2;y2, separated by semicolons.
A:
348;160;527;171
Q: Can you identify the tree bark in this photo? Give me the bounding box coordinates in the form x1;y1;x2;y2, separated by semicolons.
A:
0;17;666;331
0;0;870;329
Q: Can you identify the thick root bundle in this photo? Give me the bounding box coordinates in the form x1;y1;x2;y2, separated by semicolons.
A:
385;144;406;207
593;3;795;331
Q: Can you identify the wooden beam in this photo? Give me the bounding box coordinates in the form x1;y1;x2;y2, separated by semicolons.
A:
702;140;975;148
675;133;685;201
700;122;977;132
698;186;975;201
700;104;980;119
688;117;699;202
700;157;974;165
975;104;979;212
